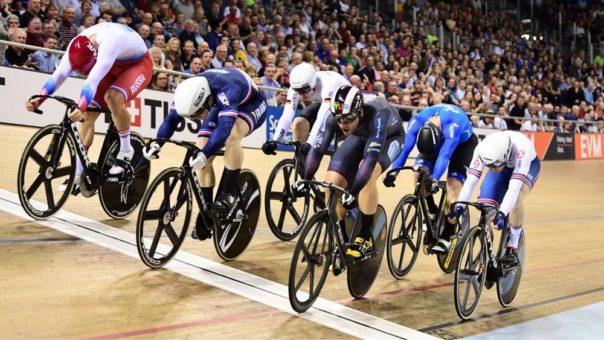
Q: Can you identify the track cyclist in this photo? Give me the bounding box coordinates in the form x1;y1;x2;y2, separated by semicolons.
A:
25;22;153;190
451;131;540;266
261;62;350;157
295;85;405;259
143;68;267;240
383;103;478;253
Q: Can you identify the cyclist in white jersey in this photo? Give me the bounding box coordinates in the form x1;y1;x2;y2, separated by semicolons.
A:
25;23;153;188
261;62;350;156
451;131;540;264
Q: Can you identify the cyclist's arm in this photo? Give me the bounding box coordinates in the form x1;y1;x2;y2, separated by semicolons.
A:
499;154;534;215
272;88;299;141
76;46;118;111
348;110;388;195
432;134;461;180
154;102;185;145
303;116;337;180
457;149;484;203
38;55;72;102
391;117;421;169
306;98;331;147
200;109;236;157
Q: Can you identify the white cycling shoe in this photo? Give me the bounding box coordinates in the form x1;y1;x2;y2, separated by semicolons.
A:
109;149;134;175
59;174;81;193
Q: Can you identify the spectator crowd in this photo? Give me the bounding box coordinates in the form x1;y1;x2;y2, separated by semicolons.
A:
1;0;603;133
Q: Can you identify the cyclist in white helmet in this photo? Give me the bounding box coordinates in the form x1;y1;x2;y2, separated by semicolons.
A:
451;131;540;266
261;62;350;157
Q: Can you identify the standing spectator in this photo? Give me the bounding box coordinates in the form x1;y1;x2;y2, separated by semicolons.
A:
20;0;43;28
584;82;596;105
357;55;377;85
508;97;527;131
211;43;228;68
31;34;58;72
259;63;280;100
566;80;585;106
206;22;224;51
178;19;198;50
57;5;77;47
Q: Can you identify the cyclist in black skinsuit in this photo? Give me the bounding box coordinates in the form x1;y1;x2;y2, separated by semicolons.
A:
294;85;405;258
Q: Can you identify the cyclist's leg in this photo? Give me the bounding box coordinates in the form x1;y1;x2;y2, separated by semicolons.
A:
413;155;437;213
292;102;320;143
507;158;540;250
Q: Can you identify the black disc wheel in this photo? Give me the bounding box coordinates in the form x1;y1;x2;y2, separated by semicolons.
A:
437;208;470;273
17;125;75;220
497;230;526;307
386;194;422;279
347;205;387;298
99;132;151;219
213;169;261;261
265;159;309;241
288;210;333;313
136;167;192;269
454;226;487;320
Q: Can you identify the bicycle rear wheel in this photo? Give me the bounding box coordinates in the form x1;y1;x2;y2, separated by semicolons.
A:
17;125;76;220
386;194;422;279
288;210;333;313
437;207;470;273
99;132;151;219
214;169;261;261
454;226;487;320
347;205;387;298
497;229;526;307
264;159;309;241
136;167;192;269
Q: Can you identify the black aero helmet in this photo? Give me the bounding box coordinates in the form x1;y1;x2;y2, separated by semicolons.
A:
416;122;444;157
331;85;363;123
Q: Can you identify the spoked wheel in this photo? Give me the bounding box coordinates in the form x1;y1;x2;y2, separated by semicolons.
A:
213;169;261;261
347;205;387;298
437;208;470;273
136;167;192;269
497;229;526;307
386;194;422;279
288;210;333;313
17;125;76;220
265;159;309;241
454;226;487;320
99;132;151;219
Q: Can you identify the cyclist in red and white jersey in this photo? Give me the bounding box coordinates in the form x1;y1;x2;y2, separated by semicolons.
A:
25;22;153;188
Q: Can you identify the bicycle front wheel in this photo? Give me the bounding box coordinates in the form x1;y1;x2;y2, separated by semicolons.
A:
386;194;422;279
288;210;333;313
17;125;76;219
99;132;151;219
136;167;192;269
264;159;309;241
454;226;487;320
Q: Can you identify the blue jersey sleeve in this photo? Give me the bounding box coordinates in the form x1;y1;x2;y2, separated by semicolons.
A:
155;107;183;145
200;111;237;157
432;133;461;180
391;116;423;169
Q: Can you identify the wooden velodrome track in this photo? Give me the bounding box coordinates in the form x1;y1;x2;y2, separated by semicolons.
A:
1;123;603;339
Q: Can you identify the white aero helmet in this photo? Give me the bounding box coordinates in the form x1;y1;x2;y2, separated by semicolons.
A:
289;62;317;94
479;132;512;167
174;76;211;119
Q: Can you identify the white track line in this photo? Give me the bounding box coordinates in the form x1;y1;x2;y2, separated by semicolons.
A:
0;188;434;339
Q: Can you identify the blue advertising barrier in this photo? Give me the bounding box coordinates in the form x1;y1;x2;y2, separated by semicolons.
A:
265;106;296;151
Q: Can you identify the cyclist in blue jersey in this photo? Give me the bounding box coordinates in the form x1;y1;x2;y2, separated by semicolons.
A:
143;68;267;239
383;103;478;253
295;85;405;259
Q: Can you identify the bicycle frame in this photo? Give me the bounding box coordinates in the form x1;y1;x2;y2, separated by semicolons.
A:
456;201;502;274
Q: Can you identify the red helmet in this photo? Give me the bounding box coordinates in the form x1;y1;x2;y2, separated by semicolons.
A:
68;35;97;74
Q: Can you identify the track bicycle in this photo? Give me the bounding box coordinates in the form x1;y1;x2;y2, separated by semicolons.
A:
288;180;387;313
136;138;261;266
17;95;150;220
385;166;469;279
264;140;326;241
452;201;526;320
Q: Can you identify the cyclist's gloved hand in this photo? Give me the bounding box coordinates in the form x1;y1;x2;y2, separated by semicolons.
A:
262;140;277;155
189;151;207;170
383;171;398;187
143;141;161;160
427;177;439;194
341;192;357;210
298;142;311;156
291;181;308;197
493;211;507;230
449;203;465;219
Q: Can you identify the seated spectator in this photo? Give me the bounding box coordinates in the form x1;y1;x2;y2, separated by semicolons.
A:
185;56;203;75
137;24;152;48
259;63;280;100
78;14;95;33
211;43;229;69
180;39;196;71
149;71;170;91
267;87;287;107
199;49;213;71
5;28;32;68
31;34;58;73
57;5;78;46
494;106;509;130
26;17;45;48
149;46;166;69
